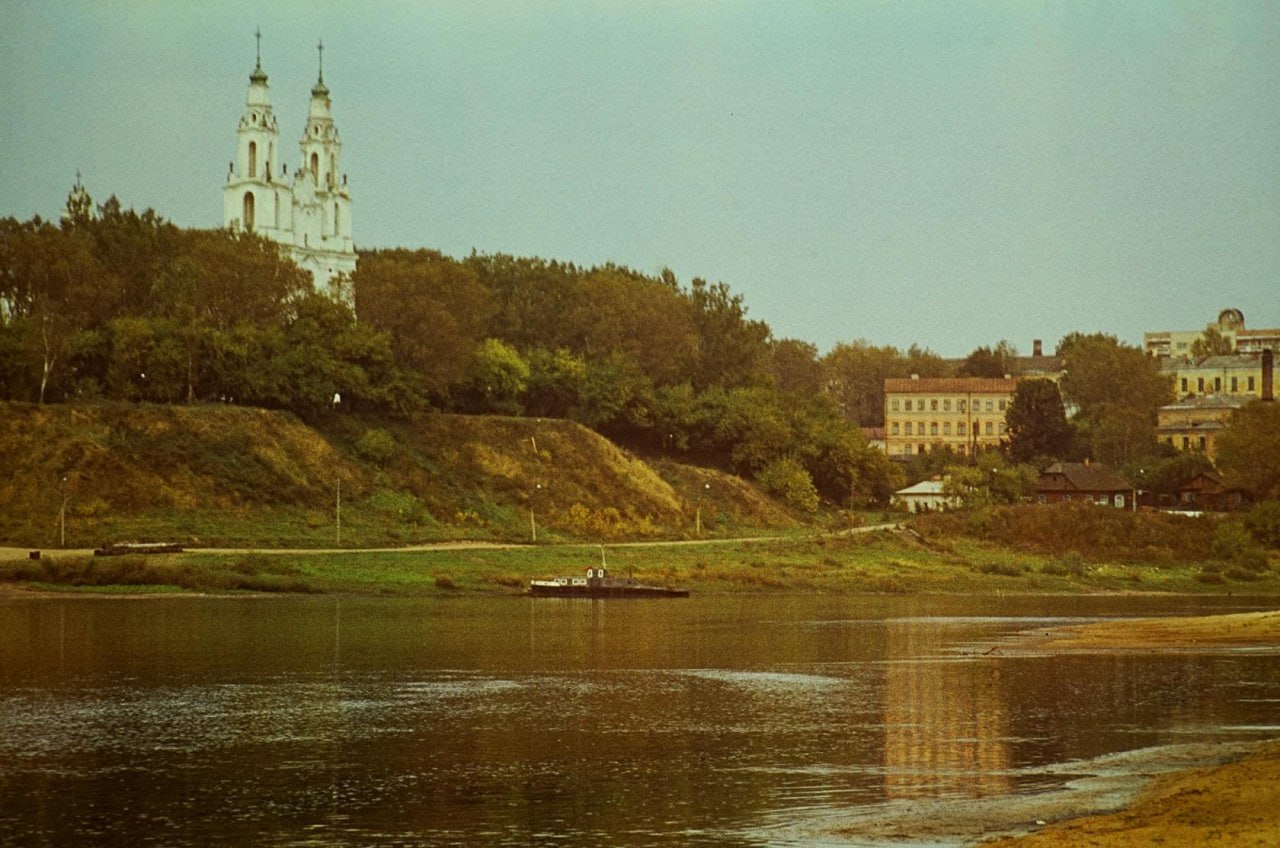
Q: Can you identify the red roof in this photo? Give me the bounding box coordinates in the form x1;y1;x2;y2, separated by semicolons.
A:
884;377;1020;394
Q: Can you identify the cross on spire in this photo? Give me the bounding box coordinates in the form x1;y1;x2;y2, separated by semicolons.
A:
254;27;262;69
317;38;324;83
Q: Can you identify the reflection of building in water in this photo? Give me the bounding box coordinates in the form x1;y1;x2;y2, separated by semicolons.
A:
881;621;1012;798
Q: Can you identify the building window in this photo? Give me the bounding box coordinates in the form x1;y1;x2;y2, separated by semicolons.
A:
985;421;994;436
985;400;994;412
1181;378;1188;393
891;423;899;435
891;399;900;411
930;422;938;435
943;422;951;435
242;191;255;231
999;422;1007;434
958;422;966;435
334;203;340;236
904;422;912;436
1214;377;1222;392
248;141;257;178
998;399;1006;411
1197;378;1205;393
943;399;951;411
311;152;320;185
1182;436;1190;449
930;399;938;411
1249;376;1256;392
1231;377;1238;392
1199;436;1207;451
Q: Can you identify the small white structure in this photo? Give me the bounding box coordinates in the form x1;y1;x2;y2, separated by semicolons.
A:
223;34;355;302
892;480;959;513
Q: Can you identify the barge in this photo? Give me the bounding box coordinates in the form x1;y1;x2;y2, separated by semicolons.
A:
530;566;689;599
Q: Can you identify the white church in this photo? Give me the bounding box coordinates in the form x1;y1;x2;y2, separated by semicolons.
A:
223;35;356;300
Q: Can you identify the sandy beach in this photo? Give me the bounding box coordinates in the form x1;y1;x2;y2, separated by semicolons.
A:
982;609;1280;847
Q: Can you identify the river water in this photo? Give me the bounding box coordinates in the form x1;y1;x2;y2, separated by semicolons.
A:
1;593;1277;846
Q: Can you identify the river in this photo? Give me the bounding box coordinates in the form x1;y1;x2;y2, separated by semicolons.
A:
1;593;1277;846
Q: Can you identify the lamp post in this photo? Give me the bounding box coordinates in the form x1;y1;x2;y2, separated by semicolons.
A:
335;478;342;546
530;483;542;543
58;476;68;549
695;482;710;536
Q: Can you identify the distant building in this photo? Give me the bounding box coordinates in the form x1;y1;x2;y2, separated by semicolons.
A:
860;427;886;452
1144;308;1280;359
1176;471;1247;512
1035;462;1134;509
892;480;958;513
1156;394;1248;458
1162;354;1267;400
883;376;1019;457
222;35;355;301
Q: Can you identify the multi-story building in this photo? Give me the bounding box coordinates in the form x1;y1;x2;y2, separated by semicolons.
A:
1161;354;1267;400
883;376;1019;457
1144;308;1280;359
1155;395;1248;458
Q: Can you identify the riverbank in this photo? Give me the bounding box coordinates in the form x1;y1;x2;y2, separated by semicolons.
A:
3;530;1280;596
1025;608;1280;650
983;739;1280;847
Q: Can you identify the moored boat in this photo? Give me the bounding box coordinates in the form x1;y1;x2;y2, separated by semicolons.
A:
529;566;689;598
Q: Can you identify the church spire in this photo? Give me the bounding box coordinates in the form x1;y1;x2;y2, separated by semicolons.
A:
250;27;267;84
311;39;329;96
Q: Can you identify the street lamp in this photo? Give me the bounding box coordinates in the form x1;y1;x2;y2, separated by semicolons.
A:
58;476;68;548
530;482;543;543
695;482;710;536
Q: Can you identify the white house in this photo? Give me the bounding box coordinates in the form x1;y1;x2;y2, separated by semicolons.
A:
892;480;959;513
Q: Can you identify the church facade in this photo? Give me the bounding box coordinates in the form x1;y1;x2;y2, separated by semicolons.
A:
223;38;355;300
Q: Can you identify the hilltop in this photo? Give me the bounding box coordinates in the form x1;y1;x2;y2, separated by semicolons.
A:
0;402;801;549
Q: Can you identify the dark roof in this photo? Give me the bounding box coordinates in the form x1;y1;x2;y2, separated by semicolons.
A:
1037;462;1133;494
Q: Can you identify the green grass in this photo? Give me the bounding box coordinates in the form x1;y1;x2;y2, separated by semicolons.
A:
6;530;1276;596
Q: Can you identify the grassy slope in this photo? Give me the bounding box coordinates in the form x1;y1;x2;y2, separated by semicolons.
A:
0;402;800;549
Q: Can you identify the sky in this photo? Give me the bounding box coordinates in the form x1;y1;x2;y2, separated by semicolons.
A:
3;1;1278;358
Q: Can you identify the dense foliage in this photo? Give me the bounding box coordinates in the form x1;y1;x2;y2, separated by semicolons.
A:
0;194;900;506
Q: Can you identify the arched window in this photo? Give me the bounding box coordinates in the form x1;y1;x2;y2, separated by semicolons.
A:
334;203;340;236
310;152;319;185
248;141;257;179
243;191;255;231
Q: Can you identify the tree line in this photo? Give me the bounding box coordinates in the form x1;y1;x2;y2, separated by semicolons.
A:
4;191;1273;508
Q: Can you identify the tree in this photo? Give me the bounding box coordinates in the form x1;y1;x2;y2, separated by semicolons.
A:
958;341;1017;378
1190;325;1233;359
769;338;823;396
687;277;772;390
1215;402;1280;500
463;338;529;415
821;340;946;426
355;249;494;401
1005;379;1072;463
1058;333;1173;465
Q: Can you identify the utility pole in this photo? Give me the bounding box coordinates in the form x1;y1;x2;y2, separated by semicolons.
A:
530;483;542;543
58;476;68;548
335;478;342;546
696;482;710;536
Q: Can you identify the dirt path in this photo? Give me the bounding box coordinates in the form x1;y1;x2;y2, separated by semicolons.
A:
1021;609;1280;651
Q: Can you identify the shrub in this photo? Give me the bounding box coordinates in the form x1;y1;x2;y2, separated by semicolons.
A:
756;458;820;513
1196;570;1226;584
1245;501;1280;549
355;428;397;466
434;575;458;590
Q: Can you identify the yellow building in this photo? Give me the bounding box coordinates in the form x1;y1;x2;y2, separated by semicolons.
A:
1145;308;1280;359
1155;395;1248;458
1162;354;1267;400
883;376;1019;457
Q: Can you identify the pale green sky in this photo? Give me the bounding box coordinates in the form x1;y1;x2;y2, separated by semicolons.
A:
3;1;1277;356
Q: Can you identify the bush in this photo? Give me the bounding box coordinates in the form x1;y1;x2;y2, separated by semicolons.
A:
355;428;397;466
1245;501;1280;549
1211;522;1263;564
756;457;820;513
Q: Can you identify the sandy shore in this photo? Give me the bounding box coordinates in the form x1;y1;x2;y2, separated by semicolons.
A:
1023;608;1280;651
981;739;1280;847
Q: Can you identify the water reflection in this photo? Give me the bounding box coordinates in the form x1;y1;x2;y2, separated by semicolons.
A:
0;595;1276;847
882;620;1012;799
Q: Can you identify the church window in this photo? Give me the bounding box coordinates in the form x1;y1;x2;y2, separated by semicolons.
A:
311;152;319;185
242;191;255;231
248;141;257;179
